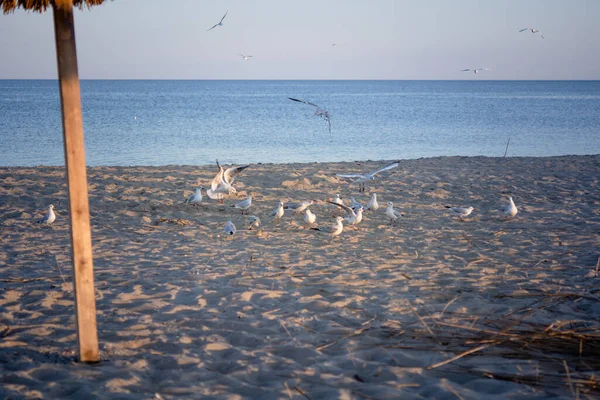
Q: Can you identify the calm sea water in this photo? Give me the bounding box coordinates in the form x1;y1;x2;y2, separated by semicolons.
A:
1;80;599;166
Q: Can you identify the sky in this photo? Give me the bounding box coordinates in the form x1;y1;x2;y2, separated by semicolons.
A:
1;0;599;80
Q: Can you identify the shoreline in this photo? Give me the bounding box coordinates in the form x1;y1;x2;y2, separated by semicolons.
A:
1;154;599;398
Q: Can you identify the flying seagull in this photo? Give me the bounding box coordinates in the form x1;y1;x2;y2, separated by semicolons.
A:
207;11;228;31
207;160;250;203
336;162;399;192
288;97;331;134
519;28;544;39
238;54;253;60
461;68;491;74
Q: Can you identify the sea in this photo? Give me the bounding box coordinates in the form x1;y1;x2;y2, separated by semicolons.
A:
1;80;599;167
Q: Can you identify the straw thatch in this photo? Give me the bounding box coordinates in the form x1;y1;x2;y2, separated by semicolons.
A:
1;0;107;14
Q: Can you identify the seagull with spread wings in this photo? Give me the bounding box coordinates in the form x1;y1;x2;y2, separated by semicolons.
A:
461;68;491;75
238;54;253;60
336;162;399;192
206;160;249;203
288;97;331;134
519;28;544;39
207;11;228;31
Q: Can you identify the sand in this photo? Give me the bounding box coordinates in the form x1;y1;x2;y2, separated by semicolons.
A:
1;155;599;399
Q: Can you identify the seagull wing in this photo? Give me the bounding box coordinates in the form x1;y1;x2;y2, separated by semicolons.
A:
211;164;225;191
461;69;472;72
327;200;354;215
223;164;250;184
336;174;365;179
288;97;319;108
369;162;399;177
220;11;228;24
519;28;529;32
207;23;219;31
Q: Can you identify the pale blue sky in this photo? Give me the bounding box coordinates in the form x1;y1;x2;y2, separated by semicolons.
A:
1;0;598;79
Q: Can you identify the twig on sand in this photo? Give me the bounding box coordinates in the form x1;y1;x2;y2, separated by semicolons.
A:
563;360;576;398
407;301;435;337
283;382;293;399
427;342;499;370
439;295;460;319
595;255;600;277
442;380;465;400
294;386;312;400
1;320;10;338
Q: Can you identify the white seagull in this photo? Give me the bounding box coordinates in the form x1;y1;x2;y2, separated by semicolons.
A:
238;54;253;60
304;209;317;226
284;200;315;214
37;204;56;225
386;201;403;225
270;201;285;222
184;186;204;204
504;196;518;218
333;194;345;206
207;11;228;31
367;193;379;211
349;197;365;213
311;216;344;239
519;28;544;39
327;201;364;227
224;220;237;235
207;160;250;203
446;206;475;220
233;196;252;214
247;216;261;230
288;97;331;134
336;162;399;192
461;68;491;75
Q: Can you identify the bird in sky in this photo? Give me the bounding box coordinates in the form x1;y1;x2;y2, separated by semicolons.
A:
288;97;331;134
238;54;253;60
207;11;228;31
461;68;491;75
519;28;544;39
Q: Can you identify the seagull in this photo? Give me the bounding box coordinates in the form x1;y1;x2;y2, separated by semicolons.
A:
184;186;204;204
327;200;364;227
333;194;344;206
367;193;379;211
224;220;236;235
386;202;403;225
446;206;474;221
247;216;261;230
288;97;331;134
349;197;365;213
519;28;544;39
37;204;56;225
207;11;228;31
304;209;317;226
311;216;344;239
207;160;250;203
336;162;399;192
284;200;314;214
233;196;252;214
504;196;518;218
461;68;491;75
270;201;285;222
238;54;253;60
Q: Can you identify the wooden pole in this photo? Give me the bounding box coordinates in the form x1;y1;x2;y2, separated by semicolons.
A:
503;137;511;158
52;2;99;363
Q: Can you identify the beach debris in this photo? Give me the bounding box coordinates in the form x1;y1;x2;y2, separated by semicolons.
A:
224;220;236;235
336;162;399;192
207;160;250;203
327;200;364;227
184;186;204;204
446;205;474;220
233;196;252;214
311;216;344;238
288;97;331;134
247;215;261;230
367;193;379;211
37;204;56;225
386;201;403;225
519;28;544;39
207;11;228;31
270;201;285;222
504;196;518;218
284;200;314;214
461;68;491;75
304;209;317;226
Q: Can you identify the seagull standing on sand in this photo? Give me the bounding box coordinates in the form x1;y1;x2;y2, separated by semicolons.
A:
207;11;228;31
185;186;204;204
304;209;317;226
233;196;252;214
288;97;332;134
504;196;518;218
367;193;379;211
337;162;399;193
38;204;56;225
238;54;253;60
284;200;315;214
207;160;250;203
311;216;344;239
519;28;544;39
247;216;261;230
224;220;236;235
461;68;491;75
271;201;285;222
446;206;474;221
386;202;403;225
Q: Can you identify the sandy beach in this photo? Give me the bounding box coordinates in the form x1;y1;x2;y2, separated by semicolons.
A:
1;155;599;399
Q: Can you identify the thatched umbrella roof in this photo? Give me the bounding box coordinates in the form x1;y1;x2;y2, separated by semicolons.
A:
1;0;106;14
